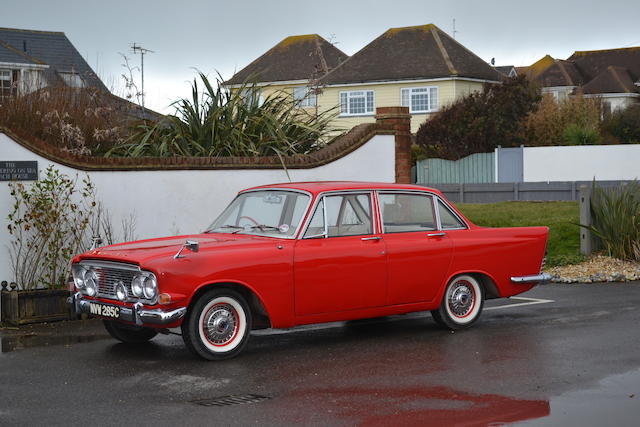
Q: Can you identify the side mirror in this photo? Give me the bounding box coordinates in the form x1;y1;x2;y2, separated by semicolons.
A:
174;240;200;259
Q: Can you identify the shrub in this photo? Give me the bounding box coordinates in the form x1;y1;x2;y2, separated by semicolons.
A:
562;123;601;145
107;73;339;157
7;166;98;289
584;181;640;261
0;86;129;155
601;104;640;144
525;93;602;146
415;76;541;160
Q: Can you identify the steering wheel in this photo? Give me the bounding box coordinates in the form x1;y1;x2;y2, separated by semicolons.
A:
238;215;263;231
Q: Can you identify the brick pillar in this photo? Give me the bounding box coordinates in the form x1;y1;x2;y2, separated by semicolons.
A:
375;107;412;184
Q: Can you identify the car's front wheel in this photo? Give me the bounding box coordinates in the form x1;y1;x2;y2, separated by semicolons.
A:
103;320;158;343
431;274;484;330
182;289;252;360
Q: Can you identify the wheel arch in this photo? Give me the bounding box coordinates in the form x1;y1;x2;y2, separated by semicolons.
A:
188;281;272;330
439;270;501;302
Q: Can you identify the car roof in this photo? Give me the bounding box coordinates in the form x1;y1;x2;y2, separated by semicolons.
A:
242;181;441;196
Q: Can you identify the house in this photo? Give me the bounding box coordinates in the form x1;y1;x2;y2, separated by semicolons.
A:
0;27;106;99
522;47;640;111
224;34;348;107
225;24;503;132
494;65;517;78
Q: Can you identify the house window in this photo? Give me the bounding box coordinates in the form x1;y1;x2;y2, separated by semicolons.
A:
59;72;85;88
239;88;264;106
293;86;317;107
0;69;13;99
401;87;438;113
339;90;375;116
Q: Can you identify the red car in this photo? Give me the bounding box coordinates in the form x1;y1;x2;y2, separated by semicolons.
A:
70;182;549;360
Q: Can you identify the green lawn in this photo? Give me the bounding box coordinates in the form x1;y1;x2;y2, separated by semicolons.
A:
454;201;584;267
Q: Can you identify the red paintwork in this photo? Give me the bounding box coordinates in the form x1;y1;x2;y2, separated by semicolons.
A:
72;181;548;330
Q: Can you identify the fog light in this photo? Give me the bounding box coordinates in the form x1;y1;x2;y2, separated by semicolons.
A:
115;282;127;301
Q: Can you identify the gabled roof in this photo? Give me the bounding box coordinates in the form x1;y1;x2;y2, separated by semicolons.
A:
494;65;517;77
0;27;106;90
321;24;502;85
225;34;348;85
583;66;637;94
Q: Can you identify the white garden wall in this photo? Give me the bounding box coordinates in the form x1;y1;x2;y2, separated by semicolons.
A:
0;131;395;283
523;144;640;182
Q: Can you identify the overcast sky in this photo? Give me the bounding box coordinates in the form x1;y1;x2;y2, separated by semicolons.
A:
3;0;639;113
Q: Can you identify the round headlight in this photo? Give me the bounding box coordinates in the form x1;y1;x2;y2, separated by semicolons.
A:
71;264;86;290
131;275;144;297
84;269;98;297
142;274;158;300
115;281;127;301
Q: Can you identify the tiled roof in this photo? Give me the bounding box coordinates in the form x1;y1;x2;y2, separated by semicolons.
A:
568;47;640;83
321;24;502;85
0;27;106;90
225;34;348;85
525;47;640;95
494;66;516;77
536;59;582;87
0;40;45;65
582;66;637;94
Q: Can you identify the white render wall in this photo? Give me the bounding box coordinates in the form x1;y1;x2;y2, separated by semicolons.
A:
523;144;640;182
0;132;395;283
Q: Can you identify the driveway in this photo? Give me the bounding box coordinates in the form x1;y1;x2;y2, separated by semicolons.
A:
1;283;639;426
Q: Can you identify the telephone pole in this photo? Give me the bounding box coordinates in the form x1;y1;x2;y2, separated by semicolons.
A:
131;43;154;109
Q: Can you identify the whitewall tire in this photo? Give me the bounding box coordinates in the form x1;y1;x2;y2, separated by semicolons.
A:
431;274;484;330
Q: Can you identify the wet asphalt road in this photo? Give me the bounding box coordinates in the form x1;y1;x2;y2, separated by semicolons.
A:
1;283;640;426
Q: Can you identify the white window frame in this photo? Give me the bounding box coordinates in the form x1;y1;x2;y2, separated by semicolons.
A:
293;86;317;107
339;90;375;116
240;88;264;106
400;86;439;113
58;71;85;88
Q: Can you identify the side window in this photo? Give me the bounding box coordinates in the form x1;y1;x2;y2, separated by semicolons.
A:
379;193;436;233
303;193;373;238
437;200;466;229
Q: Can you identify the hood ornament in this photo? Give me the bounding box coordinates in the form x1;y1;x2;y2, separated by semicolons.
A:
174;240;199;259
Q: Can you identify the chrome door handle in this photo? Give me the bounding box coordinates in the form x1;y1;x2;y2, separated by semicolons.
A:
427;232;446;237
361;236;382;241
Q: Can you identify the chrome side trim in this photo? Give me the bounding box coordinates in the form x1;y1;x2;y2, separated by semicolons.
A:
511;273;552;284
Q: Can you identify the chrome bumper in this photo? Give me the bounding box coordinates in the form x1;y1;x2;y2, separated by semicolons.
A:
511;273;552;284
68;293;186;326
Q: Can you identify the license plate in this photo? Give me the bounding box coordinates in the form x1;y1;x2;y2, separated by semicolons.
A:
89;302;120;318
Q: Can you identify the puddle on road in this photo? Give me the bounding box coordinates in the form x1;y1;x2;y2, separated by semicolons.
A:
1;333;109;353
514;368;640;426
277;386;550;426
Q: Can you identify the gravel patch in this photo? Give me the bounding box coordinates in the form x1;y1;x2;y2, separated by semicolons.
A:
546;255;640;283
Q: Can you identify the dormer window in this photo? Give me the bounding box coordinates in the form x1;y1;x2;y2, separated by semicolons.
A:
59;71;85;88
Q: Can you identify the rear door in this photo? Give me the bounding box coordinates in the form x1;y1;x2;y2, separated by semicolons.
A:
294;192;387;315
379;191;454;304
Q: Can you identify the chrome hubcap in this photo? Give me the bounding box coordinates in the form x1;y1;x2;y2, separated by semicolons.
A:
203;304;238;346
448;282;474;317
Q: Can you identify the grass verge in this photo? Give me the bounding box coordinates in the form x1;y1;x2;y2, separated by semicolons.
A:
455;201;584;267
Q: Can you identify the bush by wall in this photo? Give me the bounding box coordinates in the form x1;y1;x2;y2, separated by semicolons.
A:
601;104;640;144
415;76;540;160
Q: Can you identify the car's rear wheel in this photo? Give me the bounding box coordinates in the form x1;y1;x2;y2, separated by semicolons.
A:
103;320;158;343
431;274;484;330
182;289;252;361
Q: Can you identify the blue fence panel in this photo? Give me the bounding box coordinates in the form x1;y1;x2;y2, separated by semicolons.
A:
416;152;495;184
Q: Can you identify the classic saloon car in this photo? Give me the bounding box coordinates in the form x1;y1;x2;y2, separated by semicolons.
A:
70;182;550;360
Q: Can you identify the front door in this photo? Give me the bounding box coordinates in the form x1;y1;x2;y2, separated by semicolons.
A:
294;192;387;315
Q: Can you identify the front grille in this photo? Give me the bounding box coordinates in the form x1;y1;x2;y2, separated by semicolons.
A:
96;267;136;299
79;260;140;302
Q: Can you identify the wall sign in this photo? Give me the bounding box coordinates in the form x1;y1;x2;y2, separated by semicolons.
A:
0;161;38;181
